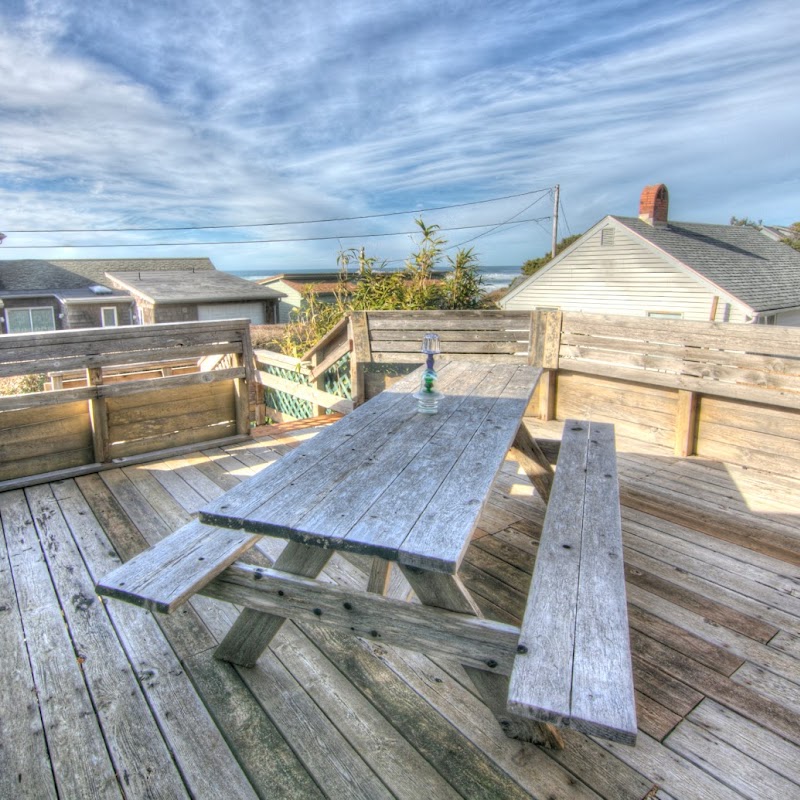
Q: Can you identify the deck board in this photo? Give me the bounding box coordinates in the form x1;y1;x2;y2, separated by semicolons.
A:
1;416;799;799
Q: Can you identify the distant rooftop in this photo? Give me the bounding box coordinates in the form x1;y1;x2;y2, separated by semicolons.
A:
105;270;284;304
0;257;216;293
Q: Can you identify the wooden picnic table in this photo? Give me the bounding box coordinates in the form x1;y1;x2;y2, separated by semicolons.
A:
201;360;541;573
99;358;636;747
198;359;569;742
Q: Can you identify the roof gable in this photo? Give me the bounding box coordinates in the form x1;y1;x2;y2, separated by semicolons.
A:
612;217;800;313
500;216;615;305
501;216;800;314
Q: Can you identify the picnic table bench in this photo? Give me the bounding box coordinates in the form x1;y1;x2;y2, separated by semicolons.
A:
98;360;636;748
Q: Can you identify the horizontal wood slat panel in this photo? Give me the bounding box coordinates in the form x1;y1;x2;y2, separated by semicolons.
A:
0;446;95;482
108;421;239;460
370;341;522;355
0;321;254;485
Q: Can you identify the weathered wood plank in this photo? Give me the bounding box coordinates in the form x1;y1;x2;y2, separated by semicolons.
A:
213;541;332;666
508;421;636;744
236;642;397;800
308;625;542;800
272;622;465;800
666;718;800;798
332;363;513;563
0;515;57;799
200;364;423;530
183;650;325;799
689;699;800;785
398;365;542;570
25;484;193;799
509;423;554;501
0;490;122;799
50;478;261;799
528;309;562;369
97;520;259;613
204;561;521;672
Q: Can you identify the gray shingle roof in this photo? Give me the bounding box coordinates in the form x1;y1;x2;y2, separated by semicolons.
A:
0;258;215;293
105;271;284;303
614;217;800;313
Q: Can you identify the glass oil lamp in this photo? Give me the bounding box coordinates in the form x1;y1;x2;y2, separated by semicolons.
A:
414;332;443;414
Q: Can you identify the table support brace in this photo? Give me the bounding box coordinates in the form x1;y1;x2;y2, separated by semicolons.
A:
214;541;332;667
399;565;563;748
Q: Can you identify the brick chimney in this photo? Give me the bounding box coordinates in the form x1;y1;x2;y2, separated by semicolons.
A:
639;184;669;227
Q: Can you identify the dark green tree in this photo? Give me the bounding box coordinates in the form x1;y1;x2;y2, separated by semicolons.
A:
521;234;581;277
729;216;763;228
781;222;800;252
277;218;486;355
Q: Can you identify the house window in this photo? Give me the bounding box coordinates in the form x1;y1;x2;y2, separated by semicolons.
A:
601;228;615;246
101;307;119;327
757;314;777;325
6;306;56;333
646;311;684;320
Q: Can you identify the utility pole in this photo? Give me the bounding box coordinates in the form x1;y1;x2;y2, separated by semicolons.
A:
551;184;560;258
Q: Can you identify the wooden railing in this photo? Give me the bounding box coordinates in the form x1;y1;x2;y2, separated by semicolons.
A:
47;359;201;389
253;310;533;419
255;317;354;420
349;309;532;403
0;309;798;484
528;311;800;474
0;320;256;488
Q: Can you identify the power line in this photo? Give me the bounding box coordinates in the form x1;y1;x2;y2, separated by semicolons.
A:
450;192;550;251
559;197;573;237
0;217;552;249
2;188;552;234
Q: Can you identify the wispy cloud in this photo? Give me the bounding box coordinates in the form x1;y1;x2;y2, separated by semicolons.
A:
0;0;798;270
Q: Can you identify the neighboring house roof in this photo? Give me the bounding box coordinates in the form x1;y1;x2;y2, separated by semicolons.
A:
501;197;800;315
269;278;355;294
0;258;215;293
609;216;800;313
105;270;284;304
260;271;344;285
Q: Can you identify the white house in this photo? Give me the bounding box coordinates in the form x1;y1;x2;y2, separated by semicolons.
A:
500;185;800;326
258;272;351;323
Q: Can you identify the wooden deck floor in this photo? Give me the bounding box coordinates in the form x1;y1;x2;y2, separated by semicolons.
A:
2;417;799;799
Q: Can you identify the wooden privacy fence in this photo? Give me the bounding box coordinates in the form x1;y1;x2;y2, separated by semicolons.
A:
349;310;532;402
252;310;532;420
0;320;256;488
528;311;800;474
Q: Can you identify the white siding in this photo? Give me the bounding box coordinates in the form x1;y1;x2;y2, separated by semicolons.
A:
268;282;303;323
503;225;750;323
776;309;800;327
197;301;266;324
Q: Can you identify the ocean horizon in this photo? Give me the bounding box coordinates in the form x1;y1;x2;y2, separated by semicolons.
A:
229;264;522;292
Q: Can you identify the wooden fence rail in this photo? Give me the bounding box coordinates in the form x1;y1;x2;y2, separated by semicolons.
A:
527;310;800;475
4;310;799;486
0;320;256;489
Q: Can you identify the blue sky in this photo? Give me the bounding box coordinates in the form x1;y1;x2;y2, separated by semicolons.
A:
1;0;798;273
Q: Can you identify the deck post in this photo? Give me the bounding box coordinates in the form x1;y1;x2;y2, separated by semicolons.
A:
529;311;562;421
86;366;110;464
349;311;372;407
675;389;698;457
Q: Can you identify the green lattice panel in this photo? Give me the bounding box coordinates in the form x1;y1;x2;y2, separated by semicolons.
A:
263;364;313;419
262;352;351;420
323;352;352;400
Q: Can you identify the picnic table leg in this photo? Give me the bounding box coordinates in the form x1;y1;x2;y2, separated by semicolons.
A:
399;566;564;749
510;424;555;503
214;541;332;667
367;557;392;594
